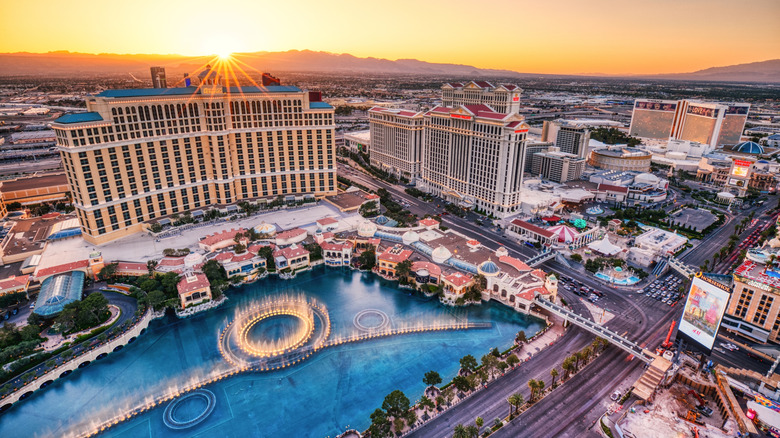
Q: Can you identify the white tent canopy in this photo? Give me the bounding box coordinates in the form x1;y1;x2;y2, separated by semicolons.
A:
588;236;622;256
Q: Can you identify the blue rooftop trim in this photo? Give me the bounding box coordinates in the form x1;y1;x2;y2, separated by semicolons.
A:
227;85;301;94
54;112;104;124
309;101;333;109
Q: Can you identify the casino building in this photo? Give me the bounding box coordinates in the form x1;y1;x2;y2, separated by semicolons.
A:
52;67;336;245
629;99;749;148
441;81;522;115
418;104;530;218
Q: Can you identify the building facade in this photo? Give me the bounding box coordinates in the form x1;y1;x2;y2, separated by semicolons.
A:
368;108;424;180
629;99;749;148
541;120;590;159
52;71;336;245
418;105;530;218
725;260;780;344
150;67;167;89
531;147;585;183
441;82;522;114
588;146;651;172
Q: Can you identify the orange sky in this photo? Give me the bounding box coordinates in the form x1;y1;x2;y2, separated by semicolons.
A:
2;0;778;75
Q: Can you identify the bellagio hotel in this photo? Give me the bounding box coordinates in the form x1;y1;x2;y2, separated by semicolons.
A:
52;71;336;245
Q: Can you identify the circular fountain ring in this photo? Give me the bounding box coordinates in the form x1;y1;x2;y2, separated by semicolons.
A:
219;295;331;369
353;309;390;332
162;389;216;430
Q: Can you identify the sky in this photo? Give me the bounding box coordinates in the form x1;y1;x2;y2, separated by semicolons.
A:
1;0;779;75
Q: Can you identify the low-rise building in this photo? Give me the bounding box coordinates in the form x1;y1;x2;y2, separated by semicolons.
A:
275;228;308;246
376;244;413;278
442;272;474;298
343;130;370;154
320;241;353;266
634;227;688;260
273;245;310;271
34;270;85;317
588;146;651;172
115;262;149;277
198;228;248;252
0;172;70;206
506;219;556;245
214;247;267;278
0;275;30;297
176;272;212;308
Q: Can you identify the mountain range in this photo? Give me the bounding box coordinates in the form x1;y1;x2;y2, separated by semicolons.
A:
0;50;778;83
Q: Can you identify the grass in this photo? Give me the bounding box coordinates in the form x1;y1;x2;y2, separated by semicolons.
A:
600;418;615;438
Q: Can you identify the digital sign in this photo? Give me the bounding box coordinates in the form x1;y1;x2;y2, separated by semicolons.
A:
635;101;676;112
726;105;749;115
678;274;730;355
687;105;718;118
450;113;472;121
731;159;752;178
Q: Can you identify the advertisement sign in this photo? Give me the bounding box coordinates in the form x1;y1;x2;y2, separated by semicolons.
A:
731;160;751;178
687;105;717;118
635;101;676;112
678;274;730;354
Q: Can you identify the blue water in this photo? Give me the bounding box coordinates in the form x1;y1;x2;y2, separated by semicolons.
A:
0;267;542;438
594;272;640;285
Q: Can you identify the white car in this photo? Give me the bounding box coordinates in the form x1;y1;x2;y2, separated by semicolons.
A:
610;390;621;401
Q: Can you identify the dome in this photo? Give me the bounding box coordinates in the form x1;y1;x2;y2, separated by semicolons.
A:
402;231;420;245
357;221;377;237
254;222;277;236
478;259;501;276
431;246;452;264
184;252;205;268
495;246;509;258
757;160;769;163
734;141;764;155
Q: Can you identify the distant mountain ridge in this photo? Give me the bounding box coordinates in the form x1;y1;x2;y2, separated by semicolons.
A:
0;50;778;83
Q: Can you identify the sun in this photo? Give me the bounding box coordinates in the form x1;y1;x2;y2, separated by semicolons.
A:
217;51;233;60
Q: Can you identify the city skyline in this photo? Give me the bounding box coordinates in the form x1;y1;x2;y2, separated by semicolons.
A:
2;0;779;76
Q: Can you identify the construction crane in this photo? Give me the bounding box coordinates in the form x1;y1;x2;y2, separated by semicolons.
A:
661;321;676;349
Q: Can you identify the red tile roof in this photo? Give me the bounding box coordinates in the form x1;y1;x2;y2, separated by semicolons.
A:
503;84;518;91
516;289;537;301
430;106;451;114
200;228;246;247
274;245;309;259
36;259;89;278
158;257;186;267
377;247;413;263
463;104;493;114
510;219;555;239
116;262;147;273
317;217;339;226
445;272;473;287
597;183;629;194
177;273;210;295
499;256;531;272
320;241;352;251
232;252;255;262
474;81;494;88
507;121;521;128
418;218;439;227
0;275;30;291
476;111;506;120
531;269;546;280
213;252;234;262
248;243;274;254
276;228;307;240
411;261;441;278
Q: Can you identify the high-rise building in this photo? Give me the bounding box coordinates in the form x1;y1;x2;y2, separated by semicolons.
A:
531;147;585;183
52;70;336;245
524;142;553;174
441;81;522;114
418;104;529;218
368;108;424;181
541;120;590;159
150;66;167;88
629;99;749;148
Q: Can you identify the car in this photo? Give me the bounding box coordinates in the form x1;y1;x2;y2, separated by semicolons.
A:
747;352;765;362
593;291;604;297
29;302;35;309
696;405;713;417
610;390;622;401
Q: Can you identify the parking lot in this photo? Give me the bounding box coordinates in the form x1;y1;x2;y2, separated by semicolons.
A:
557;273;688;310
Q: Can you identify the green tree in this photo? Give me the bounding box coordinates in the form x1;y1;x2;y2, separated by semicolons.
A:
550;367;559;388
98;263;118;280
423;370;442;387
367;408;391;438
382;390;410;418
258;246;276;271
393;417;405;435
202;259;228;297
395;259;413;279
515;330;527;344
459;354;478;373
358;246;376;270
481;354;499;380
147;290;167;311
528;379;540;402
475;416;484;429
419;395;435;413
452;375;472;393
507;393;520;416
453;424;468;438
146;260;158;275
570;253;583;263
506;354;519;367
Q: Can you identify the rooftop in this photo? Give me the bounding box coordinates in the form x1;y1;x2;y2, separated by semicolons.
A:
735;260;780;290
176;272;210;295
53;112;104;124
95;85;301;99
34;271;85;317
0;172;68;194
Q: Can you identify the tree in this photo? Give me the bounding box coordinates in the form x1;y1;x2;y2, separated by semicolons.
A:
550;367;559;388
570;253;583;263
453;424;468;438
419;395;435;413
360;200;379;217
98;263;118;280
452;375;472;393
358;246;376;270
515;330;527;344
202;259;228;295
146;260;158;275
507;393;520;416
147;290;167;311
481;354;499;380
382;390;410;419
395;259;413;279
459;354;478;373
506;354;519;368
423;370;442;387
368;408;392;438
465;425;479;438
475;416;484;429
393;417;405;435
258;246;276;271
528;379;539;401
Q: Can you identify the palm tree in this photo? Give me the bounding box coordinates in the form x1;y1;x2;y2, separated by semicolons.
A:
475;416;484;430
528;379;539;401
465;425;479;438
550;368;559;388
537;380;546;398
507;393;519;415
453;424;468;438
562;356;575;380
513;391;525;412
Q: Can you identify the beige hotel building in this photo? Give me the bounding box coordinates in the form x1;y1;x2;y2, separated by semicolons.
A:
52;71;336;245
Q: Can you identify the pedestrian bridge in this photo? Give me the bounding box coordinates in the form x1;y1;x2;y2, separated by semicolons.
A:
527;250;557;267
534;297;655;363
668;256;696;278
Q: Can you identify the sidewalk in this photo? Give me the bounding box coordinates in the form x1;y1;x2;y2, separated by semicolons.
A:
519;321;566;361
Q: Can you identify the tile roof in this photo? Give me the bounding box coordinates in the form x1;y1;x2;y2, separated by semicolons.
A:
510;219;556;238
177;273;210;295
418;218;439;227
0;275;30;291
320;241;352;251
115;262;147;273
274;245;309;259
200;228;246;246
35;259;89;278
276;228;307;240
499;256;531;272
597;183;629;194
411;261;441;278
158;257;186;267
445;272;473;287
317;217;339;225
377;247;413;263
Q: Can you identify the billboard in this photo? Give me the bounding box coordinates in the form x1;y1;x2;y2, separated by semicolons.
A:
678;274;730;354
635;101;677;112
731;159;752;177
